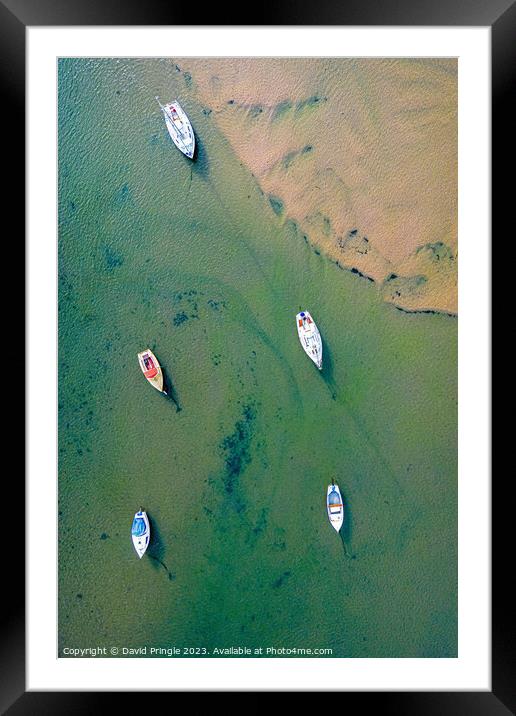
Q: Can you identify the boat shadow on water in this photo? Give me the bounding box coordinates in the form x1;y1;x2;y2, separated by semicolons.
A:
161;365;182;412
146;515;175;580
339;491;354;559
320;340;338;400
190;134;209;181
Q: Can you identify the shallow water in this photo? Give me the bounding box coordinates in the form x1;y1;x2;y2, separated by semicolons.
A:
58;59;457;657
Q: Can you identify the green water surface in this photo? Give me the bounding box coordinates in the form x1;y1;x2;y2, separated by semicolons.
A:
58;59;457;658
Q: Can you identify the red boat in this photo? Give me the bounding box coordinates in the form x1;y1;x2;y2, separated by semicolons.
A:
137;348;166;394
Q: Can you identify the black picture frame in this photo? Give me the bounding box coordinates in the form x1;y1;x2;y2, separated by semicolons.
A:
4;0;506;711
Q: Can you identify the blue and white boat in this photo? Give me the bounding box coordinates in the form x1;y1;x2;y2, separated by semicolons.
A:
327;482;344;532
131;509;150;558
156;97;195;159
296;310;323;369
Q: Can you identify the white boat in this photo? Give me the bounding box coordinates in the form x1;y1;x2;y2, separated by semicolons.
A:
327;482;344;533
296;310;323;369
131;509;150;558
137;348;167;394
156;97;195;159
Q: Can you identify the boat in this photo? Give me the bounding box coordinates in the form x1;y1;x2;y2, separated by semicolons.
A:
131;508;150;558
156;97;195;159
327;482;344;532
296;310;323;369
137;348;167;394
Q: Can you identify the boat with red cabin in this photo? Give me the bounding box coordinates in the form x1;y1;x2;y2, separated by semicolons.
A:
137;348;167;394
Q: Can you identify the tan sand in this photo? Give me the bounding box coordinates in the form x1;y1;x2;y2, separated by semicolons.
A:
180;58;457;314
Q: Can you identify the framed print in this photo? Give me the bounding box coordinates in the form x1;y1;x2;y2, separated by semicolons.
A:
3;0;508;711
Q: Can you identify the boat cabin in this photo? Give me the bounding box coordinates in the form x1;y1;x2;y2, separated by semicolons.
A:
328;490;342;514
142;354;158;379
132;514;147;536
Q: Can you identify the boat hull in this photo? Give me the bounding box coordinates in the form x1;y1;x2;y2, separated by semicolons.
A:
160;100;195;159
327;484;344;532
296;311;323;369
137;349;166;393
131;510;150;558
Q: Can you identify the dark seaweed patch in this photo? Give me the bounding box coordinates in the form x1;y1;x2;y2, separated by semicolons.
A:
392;304;457;318
170;291;225;326
416;241;455;263
115;183;131;205
172;311;189;327
219;403;256;496
172;288;199;303
284;219;299;239
268;195;284;216
384;274;428;302
272;571;291;589
281;150;296;169
350;267;374;283
271;99;293;120
296;95;327;111
103;246;123;272
338;228;370;255
207;298;226;312
252;508;268;537
281;149;307;170
249;105;264;118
